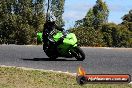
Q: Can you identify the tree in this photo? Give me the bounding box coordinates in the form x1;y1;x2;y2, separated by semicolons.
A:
75;8;95;28
31;0;45;44
74;19;84;28
0;0;46;44
73;0;110;47
121;10;132;31
70;27;105;47
51;0;65;27
83;8;95;27
122;10;132;22
75;0;109;29
101;23;132;47
0;0;16;44
93;0;109;29
33;0;45;31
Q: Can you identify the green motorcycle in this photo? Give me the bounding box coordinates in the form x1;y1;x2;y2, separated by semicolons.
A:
37;30;85;61
37;0;85;61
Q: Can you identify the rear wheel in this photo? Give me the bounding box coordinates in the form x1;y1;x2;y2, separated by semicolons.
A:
50;53;58;59
44;47;58;60
72;46;85;61
46;52;58;60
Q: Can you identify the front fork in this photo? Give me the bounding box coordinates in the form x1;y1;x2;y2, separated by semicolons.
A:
69;45;78;57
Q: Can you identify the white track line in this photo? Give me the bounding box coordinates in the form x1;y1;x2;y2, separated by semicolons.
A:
129;82;132;84
1;65;132;84
0;65;77;76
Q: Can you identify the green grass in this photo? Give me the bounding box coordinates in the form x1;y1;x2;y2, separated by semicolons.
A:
0;67;132;88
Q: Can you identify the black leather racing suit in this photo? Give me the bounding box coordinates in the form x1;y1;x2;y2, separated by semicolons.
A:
43;21;64;49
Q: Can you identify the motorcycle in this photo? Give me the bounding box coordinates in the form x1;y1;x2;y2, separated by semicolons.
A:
37;0;85;61
41;29;85;61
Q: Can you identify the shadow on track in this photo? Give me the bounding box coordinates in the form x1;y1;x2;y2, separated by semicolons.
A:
22;58;78;61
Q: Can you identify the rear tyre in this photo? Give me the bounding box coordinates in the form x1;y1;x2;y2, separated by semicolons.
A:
46;51;58;60
49;55;58;60
44;49;58;60
73;47;85;61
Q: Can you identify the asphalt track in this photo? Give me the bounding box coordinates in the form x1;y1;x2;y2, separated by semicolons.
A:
0;45;132;76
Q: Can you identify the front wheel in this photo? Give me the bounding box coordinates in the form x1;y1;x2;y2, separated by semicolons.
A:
72;47;85;61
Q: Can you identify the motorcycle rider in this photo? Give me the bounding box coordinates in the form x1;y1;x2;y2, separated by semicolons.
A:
43;20;64;49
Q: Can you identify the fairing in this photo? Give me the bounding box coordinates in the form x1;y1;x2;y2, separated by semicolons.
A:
53;31;77;45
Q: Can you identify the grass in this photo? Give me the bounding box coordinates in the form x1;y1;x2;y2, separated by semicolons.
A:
0;67;132;88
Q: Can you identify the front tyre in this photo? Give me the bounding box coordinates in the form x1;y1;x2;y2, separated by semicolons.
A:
73;46;85;61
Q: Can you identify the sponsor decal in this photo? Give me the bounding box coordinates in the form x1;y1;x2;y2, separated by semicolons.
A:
76;66;131;85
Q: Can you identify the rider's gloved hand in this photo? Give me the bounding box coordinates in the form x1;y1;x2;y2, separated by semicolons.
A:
56;26;64;31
